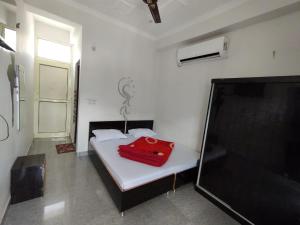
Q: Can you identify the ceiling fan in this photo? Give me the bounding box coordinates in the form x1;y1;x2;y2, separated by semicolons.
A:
142;0;161;23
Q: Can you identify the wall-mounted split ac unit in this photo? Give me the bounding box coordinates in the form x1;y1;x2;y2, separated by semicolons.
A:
177;36;228;66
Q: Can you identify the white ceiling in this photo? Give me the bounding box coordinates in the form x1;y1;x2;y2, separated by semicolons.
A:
71;0;248;38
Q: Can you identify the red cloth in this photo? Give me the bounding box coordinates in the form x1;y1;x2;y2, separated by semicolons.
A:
118;137;174;167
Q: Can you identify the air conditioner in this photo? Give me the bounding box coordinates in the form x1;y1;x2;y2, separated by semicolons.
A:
177;36;228;66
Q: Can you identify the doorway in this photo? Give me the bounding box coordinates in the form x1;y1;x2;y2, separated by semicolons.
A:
32;19;82;141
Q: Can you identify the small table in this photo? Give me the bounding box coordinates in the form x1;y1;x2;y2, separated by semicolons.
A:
11;154;46;204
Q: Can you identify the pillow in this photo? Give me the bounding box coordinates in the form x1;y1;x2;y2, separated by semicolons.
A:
128;128;157;138
92;129;127;142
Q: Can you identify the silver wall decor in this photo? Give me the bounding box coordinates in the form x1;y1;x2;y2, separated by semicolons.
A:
118;77;135;132
7;52;16;127
0;114;9;141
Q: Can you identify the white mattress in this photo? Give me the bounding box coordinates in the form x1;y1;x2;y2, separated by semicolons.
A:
90;135;199;191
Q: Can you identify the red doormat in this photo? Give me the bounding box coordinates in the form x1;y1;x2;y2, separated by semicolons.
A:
56;143;75;154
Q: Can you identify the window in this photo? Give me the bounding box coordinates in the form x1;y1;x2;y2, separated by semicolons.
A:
4;28;16;51
37;39;71;63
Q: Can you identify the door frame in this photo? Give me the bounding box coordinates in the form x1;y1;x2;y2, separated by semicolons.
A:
74;60;80;144
34;58;72;138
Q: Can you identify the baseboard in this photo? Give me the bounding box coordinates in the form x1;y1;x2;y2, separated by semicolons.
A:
25;141;33;156
0;195;10;225
76;151;89;157
23;137;34;156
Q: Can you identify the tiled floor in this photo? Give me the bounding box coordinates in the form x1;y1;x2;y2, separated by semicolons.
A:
3;138;239;225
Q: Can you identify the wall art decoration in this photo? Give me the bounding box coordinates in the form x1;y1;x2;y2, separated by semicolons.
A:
118;77;135;131
0;114;9;141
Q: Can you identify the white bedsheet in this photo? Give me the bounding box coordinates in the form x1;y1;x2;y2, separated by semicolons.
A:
90;135;199;191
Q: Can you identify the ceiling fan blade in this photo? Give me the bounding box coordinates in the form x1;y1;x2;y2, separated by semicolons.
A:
148;3;161;23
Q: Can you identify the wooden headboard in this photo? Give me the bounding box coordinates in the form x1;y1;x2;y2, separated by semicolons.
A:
88;120;154;140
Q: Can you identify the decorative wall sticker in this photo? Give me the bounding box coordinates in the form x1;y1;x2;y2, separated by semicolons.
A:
118;77;135;131
0;114;9;141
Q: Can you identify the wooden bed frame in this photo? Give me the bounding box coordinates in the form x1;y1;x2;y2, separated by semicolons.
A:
88;120;198;213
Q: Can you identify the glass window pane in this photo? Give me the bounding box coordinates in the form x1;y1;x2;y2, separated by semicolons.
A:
37;39;71;63
4;28;16;51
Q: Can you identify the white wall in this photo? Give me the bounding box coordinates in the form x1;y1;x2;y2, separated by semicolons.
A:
15;0;35;155
77;20;155;152
0;4;16;29
24;0;156;152
5;9;16;29
155;11;300;152
35;20;70;44
0;47;16;223
0;0;34;222
157;0;300;48
0;4;7;24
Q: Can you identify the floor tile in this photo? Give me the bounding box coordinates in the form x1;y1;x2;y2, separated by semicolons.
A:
3;139;240;225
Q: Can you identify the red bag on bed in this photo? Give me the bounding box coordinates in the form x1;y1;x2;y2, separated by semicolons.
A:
118;137;174;167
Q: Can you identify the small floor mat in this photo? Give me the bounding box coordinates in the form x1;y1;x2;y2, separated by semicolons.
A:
56;143;75;154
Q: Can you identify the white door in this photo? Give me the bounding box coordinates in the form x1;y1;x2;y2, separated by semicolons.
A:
34;59;71;138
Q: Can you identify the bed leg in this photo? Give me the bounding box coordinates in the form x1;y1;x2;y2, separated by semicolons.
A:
121;212;124;217
173;173;177;193
166;191;169;197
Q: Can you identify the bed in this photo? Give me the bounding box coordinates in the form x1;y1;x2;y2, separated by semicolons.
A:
88;120;199;214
